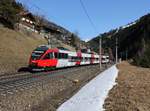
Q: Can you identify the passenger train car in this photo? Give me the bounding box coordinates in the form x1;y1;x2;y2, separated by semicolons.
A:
101;55;109;64
29;45;100;71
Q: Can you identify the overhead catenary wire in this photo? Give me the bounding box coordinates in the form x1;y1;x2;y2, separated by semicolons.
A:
79;0;102;70
18;0;98;34
79;0;98;33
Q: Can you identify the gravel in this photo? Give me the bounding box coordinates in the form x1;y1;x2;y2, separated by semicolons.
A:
0;65;109;111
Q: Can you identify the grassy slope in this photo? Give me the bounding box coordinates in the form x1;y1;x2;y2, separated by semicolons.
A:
104;62;150;111
0;27;47;74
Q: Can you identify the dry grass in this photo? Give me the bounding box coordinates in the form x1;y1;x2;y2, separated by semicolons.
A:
0;27;76;74
104;61;150;111
0;27;47;74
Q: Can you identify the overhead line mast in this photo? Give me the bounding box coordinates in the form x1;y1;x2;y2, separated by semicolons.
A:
79;0;102;69
99;36;102;69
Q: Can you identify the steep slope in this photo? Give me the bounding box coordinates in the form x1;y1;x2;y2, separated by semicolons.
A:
0;27;76;74
88;13;150;67
0;27;47;74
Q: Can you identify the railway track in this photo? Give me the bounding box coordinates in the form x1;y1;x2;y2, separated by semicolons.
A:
0;65;99;95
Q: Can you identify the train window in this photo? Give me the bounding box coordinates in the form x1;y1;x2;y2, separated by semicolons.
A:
76;57;79;61
43;53;53;60
34;46;48;52
70;56;73;62
70;56;76;62
102;58;106;60
54;53;58;58
64;54;68;59
89;57;91;61
75;57;78;61
82;57;85;61
61;53;64;58
58;53;62;59
81;57;83;61
85;58;87;61
61;53;63;59
43;54;49;60
75;57;77;61
31;52;44;60
87;57;89;61
49;53;53;59
58;53;63;59
57;53;68;59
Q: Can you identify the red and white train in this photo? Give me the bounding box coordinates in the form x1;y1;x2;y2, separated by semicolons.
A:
29;45;109;71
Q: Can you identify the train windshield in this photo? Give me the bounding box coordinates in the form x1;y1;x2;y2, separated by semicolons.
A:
31;46;48;60
31;51;44;60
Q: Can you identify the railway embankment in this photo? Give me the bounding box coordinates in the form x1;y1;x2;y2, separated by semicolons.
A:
0;27;75;75
0;65;109;111
104;61;150;111
0;27;46;74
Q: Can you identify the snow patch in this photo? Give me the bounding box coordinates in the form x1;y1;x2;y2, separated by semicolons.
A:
57;65;119;111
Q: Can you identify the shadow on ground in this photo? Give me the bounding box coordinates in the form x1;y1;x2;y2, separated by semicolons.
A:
18;67;30;72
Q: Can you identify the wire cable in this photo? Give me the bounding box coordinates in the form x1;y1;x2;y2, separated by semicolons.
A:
79;0;98;33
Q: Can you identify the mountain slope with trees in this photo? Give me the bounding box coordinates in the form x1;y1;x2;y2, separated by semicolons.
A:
0;0;24;28
88;13;150;67
0;0;84;50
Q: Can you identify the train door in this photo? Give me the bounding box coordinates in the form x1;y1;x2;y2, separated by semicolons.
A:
39;52;57;67
56;53;68;68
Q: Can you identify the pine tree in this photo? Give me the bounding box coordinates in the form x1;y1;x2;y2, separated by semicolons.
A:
0;0;23;28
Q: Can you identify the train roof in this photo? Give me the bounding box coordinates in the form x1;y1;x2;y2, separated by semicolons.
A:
37;45;69;50
36;45;99;56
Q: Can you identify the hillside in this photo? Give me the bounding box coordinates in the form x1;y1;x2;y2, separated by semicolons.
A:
0;0;85;50
104;61;150;111
0;27;75;74
88;13;150;67
0;0;84;74
0;27;46;74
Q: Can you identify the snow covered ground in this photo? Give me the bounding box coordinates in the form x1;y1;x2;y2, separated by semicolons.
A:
57;65;119;111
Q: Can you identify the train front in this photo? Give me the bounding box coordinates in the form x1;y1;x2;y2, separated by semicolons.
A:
29;46;48;71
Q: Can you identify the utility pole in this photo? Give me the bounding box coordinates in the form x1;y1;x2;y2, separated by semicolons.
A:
126;49;128;60
99;36;102;70
48;34;52;48
116;37;118;64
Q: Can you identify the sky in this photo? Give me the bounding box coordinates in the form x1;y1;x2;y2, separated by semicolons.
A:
17;0;150;41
